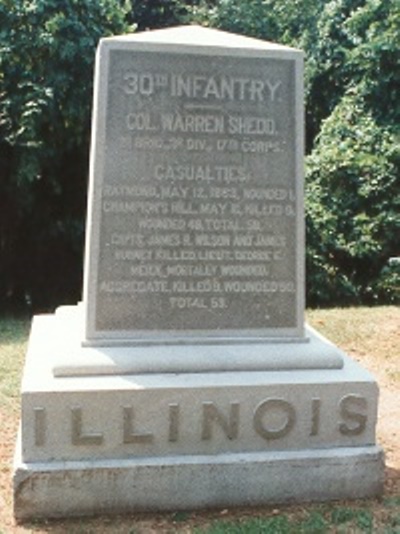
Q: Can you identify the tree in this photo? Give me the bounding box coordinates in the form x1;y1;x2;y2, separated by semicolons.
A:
306;89;399;304
128;0;187;30
0;0;132;311
0;0;398;311
305;0;400;304
184;0;400;304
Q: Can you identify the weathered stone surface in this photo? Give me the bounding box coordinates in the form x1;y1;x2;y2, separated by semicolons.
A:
13;26;384;520
14;312;385;519
51;306;343;376
21;314;376;463
83;26;305;344
14;441;384;520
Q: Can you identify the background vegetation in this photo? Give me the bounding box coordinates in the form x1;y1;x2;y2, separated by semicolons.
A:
0;0;398;312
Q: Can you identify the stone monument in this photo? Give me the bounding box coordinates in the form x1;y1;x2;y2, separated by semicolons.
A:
13;26;384;520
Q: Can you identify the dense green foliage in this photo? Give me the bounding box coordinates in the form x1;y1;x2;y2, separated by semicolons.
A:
0;0;398;311
305;0;400;303
0;0;132;310
128;0;186;30
306;90;399;304
184;0;400;304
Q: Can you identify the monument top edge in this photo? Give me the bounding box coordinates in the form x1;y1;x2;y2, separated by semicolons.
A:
100;25;303;54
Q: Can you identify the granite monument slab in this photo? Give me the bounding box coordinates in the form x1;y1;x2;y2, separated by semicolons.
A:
83;26;304;344
13;26;384;520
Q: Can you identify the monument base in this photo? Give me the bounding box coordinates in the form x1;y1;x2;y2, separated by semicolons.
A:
52;305;344;375
13;310;384;520
14;440;383;520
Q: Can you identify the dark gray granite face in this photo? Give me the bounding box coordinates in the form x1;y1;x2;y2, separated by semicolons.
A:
84;33;304;341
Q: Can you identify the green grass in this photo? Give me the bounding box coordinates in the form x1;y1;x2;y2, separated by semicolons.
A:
195;515;292;533
193;505;382;533
0;317;30;407
306;306;399;362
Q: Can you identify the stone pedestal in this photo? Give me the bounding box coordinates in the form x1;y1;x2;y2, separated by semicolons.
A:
13;26;384;520
14;309;384;519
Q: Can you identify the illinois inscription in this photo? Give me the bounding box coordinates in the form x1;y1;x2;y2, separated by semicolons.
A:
92;50;301;334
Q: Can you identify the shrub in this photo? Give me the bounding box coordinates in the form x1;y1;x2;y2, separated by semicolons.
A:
306;90;399;304
0;0;131;311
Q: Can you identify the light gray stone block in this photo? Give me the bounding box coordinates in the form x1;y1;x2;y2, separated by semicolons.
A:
50;305;343;376
14;439;384;520
83;26;305;344
20;313;377;463
13;26;384;520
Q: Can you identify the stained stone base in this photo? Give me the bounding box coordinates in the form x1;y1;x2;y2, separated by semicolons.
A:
13;311;384;519
14;440;384;520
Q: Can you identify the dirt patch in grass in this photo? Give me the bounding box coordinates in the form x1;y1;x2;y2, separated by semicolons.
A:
0;308;399;533
307;306;400;475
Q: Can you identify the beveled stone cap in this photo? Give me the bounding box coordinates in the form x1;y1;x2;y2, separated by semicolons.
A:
100;25;302;55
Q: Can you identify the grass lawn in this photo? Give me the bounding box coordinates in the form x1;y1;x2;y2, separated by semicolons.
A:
0;307;399;533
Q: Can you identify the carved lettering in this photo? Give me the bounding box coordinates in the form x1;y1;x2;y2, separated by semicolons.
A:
161;113;224;133
253;398;296;440
123;406;154;444
338;395;367;436
201;401;240;440
168;403;180;442
90;50;299;333
33;407;46;447
126;112;157;131
310;398;321;436
122;71;282;102
169;74;281;102
228;116;276;135
71;407;103;446
31;391;372;454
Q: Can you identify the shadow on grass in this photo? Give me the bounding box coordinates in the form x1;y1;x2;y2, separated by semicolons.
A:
0;316;31;345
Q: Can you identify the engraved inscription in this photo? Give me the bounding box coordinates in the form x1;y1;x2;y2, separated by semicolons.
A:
71;407;103;446
123;406;154;444
33;407;46;447
168;403;180;442
338;395;367;436
201;401;240;440
253;398;296;440
122;72;282;102
90;49;300;333
310;397;321;436
31;393;370;454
